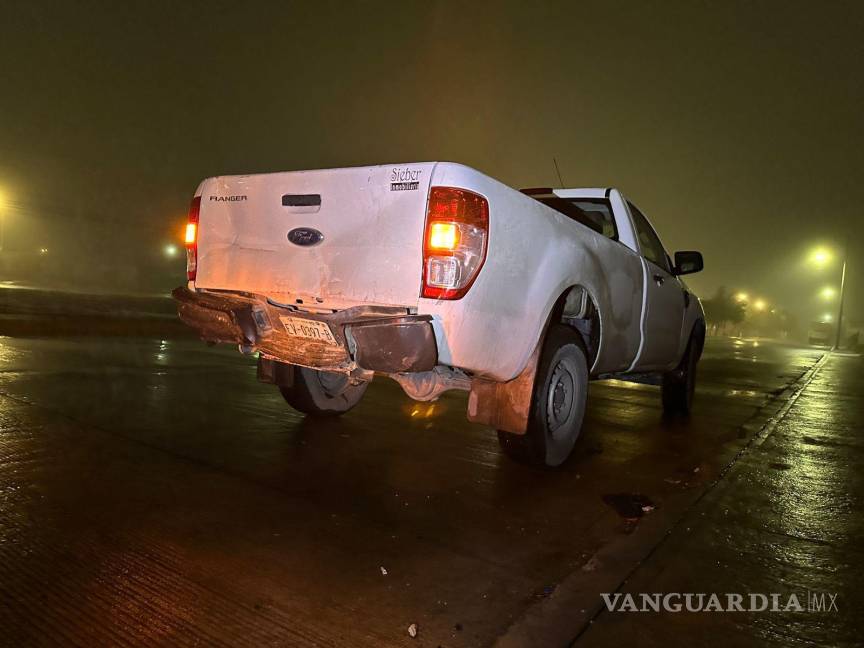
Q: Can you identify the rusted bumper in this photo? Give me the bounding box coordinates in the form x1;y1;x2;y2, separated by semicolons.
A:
172;287;437;374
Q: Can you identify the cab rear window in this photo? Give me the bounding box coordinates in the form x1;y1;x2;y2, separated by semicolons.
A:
531;196;618;239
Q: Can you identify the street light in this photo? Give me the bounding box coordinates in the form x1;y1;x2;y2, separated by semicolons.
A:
835;246;848;349
807;244;848;349
809;247;832;268
820;286;836;300
753;299;767;312
734;292;749;303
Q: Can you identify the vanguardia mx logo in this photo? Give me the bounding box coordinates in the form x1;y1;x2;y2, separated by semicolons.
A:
601;592;839;612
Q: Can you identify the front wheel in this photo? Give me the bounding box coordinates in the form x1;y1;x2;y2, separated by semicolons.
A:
280;366;368;417
497;325;589;467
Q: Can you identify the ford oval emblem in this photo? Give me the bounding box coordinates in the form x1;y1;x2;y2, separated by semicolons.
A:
287;227;324;247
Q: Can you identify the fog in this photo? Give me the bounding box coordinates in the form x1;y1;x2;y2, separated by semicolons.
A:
1;0;861;330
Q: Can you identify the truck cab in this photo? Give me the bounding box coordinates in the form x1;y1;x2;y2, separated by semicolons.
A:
521;187;703;374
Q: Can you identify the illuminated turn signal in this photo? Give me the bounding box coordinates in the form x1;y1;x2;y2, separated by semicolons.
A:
428;222;459;250
185;195;202;281
185;222;197;245
421;186;488;300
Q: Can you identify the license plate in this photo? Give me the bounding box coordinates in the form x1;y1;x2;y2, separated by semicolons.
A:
279;316;339;346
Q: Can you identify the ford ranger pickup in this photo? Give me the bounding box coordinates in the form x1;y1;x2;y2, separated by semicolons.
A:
173;162;705;467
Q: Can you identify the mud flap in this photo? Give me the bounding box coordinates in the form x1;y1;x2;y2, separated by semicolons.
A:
466;342;542;435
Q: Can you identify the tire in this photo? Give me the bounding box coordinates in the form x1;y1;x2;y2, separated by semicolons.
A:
279;366;368;417
662;332;699;414
497;325;589;467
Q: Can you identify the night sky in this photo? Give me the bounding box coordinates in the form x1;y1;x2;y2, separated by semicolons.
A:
1;0;861;325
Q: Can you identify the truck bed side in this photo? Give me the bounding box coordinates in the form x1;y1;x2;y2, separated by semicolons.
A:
419;164;644;381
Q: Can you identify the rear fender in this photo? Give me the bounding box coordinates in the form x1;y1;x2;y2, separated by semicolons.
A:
466;284;596;435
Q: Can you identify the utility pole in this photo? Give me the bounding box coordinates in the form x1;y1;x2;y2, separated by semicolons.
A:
833;241;848;350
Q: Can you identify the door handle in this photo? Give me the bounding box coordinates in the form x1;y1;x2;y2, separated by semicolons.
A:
653;273;665;285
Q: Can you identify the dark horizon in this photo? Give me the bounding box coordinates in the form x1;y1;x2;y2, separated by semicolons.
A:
1;0;861;326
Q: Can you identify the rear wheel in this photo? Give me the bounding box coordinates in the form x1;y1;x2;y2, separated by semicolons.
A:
497;325;589;467
662;332;700;414
280;366;368;417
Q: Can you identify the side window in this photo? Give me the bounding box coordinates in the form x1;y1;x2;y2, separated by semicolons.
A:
628;201;670;272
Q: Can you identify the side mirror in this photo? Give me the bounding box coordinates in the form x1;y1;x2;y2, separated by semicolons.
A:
673;250;703;276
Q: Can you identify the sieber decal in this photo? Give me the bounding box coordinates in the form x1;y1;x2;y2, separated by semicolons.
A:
209;195;248;202
390;167;422;191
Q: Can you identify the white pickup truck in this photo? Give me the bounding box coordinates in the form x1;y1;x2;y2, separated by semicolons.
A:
174;162;705;467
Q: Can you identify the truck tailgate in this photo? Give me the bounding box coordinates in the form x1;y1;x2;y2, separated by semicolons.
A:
194;163;436;309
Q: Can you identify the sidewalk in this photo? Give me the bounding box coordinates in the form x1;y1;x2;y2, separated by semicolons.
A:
576;352;863;647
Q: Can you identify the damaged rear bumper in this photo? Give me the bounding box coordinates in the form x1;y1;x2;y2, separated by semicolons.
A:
172;286;437;374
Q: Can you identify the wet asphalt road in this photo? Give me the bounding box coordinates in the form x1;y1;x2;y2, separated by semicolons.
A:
0;336;835;646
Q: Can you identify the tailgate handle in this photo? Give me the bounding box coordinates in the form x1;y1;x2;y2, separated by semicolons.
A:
282;194;321;207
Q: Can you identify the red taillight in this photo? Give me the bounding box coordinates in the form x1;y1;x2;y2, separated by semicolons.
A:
422;186;488;300
186;196;201;281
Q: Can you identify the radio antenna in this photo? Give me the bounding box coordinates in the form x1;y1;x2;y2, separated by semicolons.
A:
552;157;565;188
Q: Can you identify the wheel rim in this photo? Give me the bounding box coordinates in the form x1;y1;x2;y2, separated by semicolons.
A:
546;357;578;439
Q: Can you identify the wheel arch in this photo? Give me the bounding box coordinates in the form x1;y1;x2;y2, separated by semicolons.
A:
546;284;601;370
467;283;599;436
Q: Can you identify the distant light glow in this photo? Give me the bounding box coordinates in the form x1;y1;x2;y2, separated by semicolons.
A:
820;286;836;300
753;299;767;312
822;313;832;322
39;247;48;254
734;292;748;302
164;244;179;258
808;247;833;268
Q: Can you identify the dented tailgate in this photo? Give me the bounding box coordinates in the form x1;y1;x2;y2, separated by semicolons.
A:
194;163;436;309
